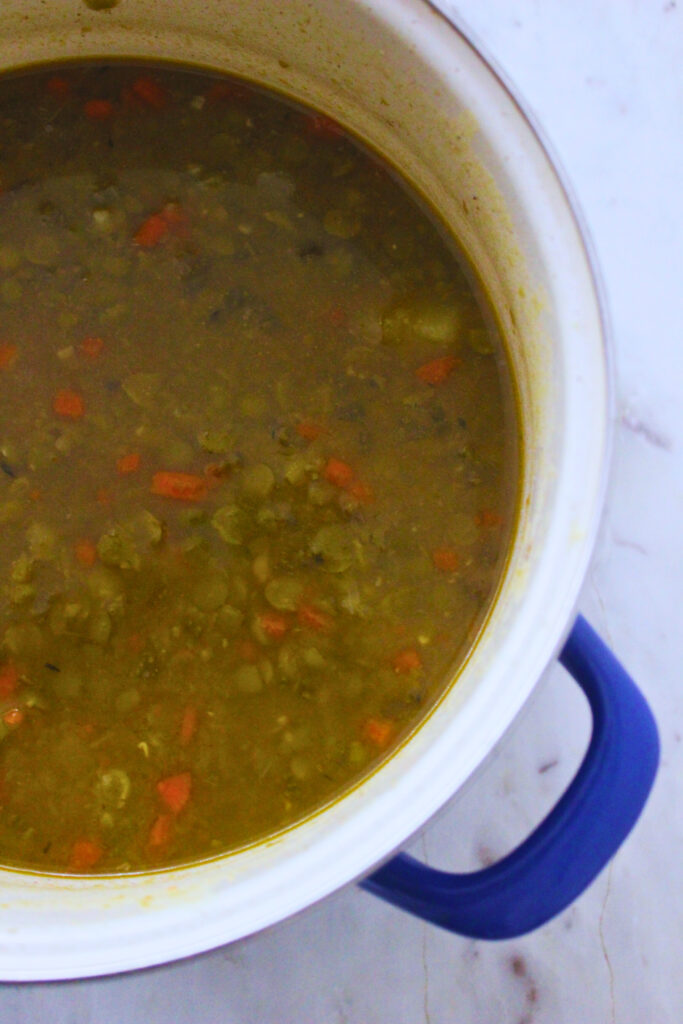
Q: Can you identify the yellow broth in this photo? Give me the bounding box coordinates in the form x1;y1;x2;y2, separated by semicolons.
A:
0;65;518;872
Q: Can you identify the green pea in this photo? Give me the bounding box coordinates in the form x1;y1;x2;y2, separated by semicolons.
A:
241;463;275;500
212;505;244;545
88;610;112;646
3;622;43;657
216;605;244;634
264;575;304;612
234;664;263;694
192;575;229;612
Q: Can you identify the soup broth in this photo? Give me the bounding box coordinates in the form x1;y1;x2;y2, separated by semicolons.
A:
0;64;518;872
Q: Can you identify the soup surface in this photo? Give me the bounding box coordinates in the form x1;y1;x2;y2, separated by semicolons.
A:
0;64;517;873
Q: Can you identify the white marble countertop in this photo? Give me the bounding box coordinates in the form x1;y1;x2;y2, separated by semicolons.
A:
2;1;681;1020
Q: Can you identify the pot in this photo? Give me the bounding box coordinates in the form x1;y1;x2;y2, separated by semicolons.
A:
0;0;658;980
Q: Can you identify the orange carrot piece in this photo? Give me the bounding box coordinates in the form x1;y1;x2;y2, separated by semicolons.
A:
2;708;24;728
133;203;185;247
179;705;198;746
117;452;141;475
392;647;423;674
305;112;345;138
69;838;103;871
324;457;354;489
148;813;173;848
53;389;84;419
295;420;326;442
84;99;115;121
79;335;104;359
74;538;97;567
257;611;290;641
298;604;334;633
432;547;459;573
362;717;395;749
131;76;169;109
151;471;207;502
416;354;459;386
46;76;71;99
0;663;19;700
476;508;504;528
133;212;170;248
157;771;192;815
0;343;18;370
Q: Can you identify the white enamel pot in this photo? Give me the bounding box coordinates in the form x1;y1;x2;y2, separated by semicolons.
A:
0;0;658;980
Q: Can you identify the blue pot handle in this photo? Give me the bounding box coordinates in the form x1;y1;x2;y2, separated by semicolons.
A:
360;615;659;938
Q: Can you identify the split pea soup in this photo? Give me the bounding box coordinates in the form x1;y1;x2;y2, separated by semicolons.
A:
0;64;519;873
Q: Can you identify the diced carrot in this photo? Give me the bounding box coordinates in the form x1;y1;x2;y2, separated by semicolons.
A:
2;708;24;728
79;335;104;359
257;611;289;641
324;457;354;489
157;771;192;815
179;705;198;746
116;452;141;475
131;76;169;109
298;604;334;633
46;76;71;99
392;647;423;674
29;489;42;502
295;420;326;442
305;112;345;138
53;389;85;419
416;354;459;386
148;812;173;848
133;203;185;247
84;99;115;121
151;471;208;501
362;717;395;749
0;663;19;700
133;212;170;248
69;838;103;871
476;508;504;528
0;343;18;370
74;538;97;567
432;546;459;573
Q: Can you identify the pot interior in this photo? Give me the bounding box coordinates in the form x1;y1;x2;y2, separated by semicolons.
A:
0;0;608;979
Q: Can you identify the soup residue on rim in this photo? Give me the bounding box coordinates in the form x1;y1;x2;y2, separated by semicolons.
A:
0;63;518;873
